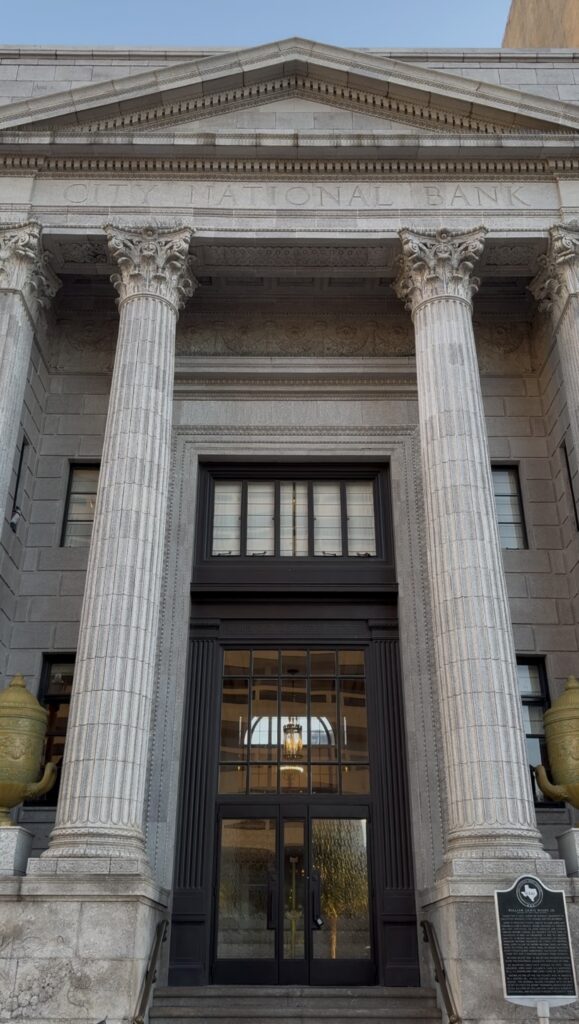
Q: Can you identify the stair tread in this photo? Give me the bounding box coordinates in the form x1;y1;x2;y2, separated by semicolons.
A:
154;987;435;998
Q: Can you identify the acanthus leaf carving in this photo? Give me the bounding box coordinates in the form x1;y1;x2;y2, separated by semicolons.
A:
0;221;61;325
530;222;579;318
394;226;487;314
104;224;197;313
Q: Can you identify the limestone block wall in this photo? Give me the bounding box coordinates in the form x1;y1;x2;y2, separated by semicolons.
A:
0;340;48;683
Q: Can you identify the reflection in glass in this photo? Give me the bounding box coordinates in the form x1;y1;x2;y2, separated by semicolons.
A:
516;662;543;697
212;481;242;555
220;678;249;761
310;678;337;762
281;650;307;676
312;818;370;960
311;764;339;793
217;818;276;959
63;466;99;547
311;650;336;676
341;679;368;762
250;681;278;761
247;482;275;556
280;482;308;557
313;483;342;556
224;650;250;675
281;678;307;761
346;482;376;556
283;821;306;960
249;764;278;793
253;651;279;675
341;766;370;795
218;765;247;795
280;764;308;793
338;650;364;677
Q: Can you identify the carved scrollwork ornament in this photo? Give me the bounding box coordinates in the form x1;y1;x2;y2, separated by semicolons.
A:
393;226;487;315
530;223;579;319
104;224;197;312
0;221;61;325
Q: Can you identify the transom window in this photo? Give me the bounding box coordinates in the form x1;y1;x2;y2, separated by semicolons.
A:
212;479;377;558
218;648;370;796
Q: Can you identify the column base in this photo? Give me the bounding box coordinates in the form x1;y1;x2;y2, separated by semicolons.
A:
42;823;151;876
420;870;579;1024
0;872;168;1023
0;826;33;876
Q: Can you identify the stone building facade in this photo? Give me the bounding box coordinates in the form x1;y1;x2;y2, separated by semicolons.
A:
0;36;579;1024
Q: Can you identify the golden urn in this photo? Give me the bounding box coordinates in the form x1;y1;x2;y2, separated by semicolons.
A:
0;674;56;826
534;675;579;809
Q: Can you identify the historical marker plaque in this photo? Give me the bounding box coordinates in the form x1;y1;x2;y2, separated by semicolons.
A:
495;876;577;1007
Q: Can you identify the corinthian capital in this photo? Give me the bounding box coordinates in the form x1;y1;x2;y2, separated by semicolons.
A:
394;226;487;315
0;221;60;325
529;223;579;319
105;224;196;312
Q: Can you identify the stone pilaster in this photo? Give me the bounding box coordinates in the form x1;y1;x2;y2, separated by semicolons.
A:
0;222;60;523
530;223;579;464
395;227;545;864
46;225;195;869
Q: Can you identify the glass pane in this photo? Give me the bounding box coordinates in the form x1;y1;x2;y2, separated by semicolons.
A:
526;736;543;770
313;483;342;556
220;678;249;761
62;520;94;548
311;650;336;675
341;766;370;795
250;680;278;761
494;494;524;521
338;650;364;677
340;679;368;762
224;650;250;675
312;818;371;960
517;663;543;697
253;651;279;676
281;678;307;763
280;482;309;557
311;764;339;793
281;651;307;676
212;481;242;556
218;765;247;795
280;764;308;792
498;524;526;549
67;493;97;522
346;482;376;556
283;821;306;960
492;468;519;495
249;765;278;793
522;704;545;736
70;467;99;494
45;662;74;698
247;482;275;556
310;678;338;762
216;818;276;959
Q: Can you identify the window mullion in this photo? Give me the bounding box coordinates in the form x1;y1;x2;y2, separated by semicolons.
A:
341;481;349;557
307;481;315;557
241;480;248;557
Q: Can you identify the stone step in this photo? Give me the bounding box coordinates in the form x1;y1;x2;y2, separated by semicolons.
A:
151;986;440;1023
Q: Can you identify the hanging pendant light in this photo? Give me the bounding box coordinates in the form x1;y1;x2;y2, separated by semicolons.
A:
283;715;303;760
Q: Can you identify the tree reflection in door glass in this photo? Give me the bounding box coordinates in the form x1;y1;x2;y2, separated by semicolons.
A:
312;818;371;960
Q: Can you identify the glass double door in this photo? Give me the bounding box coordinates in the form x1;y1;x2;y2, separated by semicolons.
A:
214;805;374;985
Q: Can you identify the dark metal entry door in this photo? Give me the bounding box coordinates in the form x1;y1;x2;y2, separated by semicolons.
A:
213;805;375;985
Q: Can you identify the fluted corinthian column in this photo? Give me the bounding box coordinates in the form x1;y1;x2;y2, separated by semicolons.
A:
47;225;195;868
395;228;544;862
531;224;579;462
0;222;60;522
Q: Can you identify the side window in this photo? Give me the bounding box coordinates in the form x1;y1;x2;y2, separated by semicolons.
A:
34;655;75;806
516;658;551;805
560;439;579;532
61;464;99;547
491;465;527;549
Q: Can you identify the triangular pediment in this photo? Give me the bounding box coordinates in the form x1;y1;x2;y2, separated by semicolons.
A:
1;37;579;142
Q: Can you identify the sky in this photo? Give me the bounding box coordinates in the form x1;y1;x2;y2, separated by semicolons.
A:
1;0;513;50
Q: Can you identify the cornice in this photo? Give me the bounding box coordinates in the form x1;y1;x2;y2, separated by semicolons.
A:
0;153;577;177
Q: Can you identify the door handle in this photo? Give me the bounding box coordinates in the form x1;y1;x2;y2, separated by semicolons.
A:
311;870;323;929
266;872;277;930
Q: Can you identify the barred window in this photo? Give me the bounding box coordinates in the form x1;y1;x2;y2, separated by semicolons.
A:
492;466;527;549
